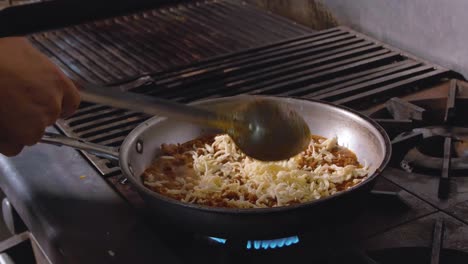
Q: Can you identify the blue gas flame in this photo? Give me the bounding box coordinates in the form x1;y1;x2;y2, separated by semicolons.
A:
246;236;300;250
208;236;300;250
209;237;227;244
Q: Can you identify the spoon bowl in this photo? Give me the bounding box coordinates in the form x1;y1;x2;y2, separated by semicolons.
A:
226;98;311;161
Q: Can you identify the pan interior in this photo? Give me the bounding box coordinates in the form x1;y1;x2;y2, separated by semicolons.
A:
120;96;389;207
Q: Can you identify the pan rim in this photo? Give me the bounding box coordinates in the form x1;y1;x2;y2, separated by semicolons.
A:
120;95;392;214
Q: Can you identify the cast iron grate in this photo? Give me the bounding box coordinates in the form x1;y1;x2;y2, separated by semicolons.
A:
28;0;312;85
372;80;468;199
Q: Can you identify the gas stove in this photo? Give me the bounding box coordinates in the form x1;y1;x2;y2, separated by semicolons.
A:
0;1;468;263
132;80;468;264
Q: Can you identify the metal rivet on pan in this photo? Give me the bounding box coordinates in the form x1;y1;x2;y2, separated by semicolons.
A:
136;140;143;154
128;164;134;175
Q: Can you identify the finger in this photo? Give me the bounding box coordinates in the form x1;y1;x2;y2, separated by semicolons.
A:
59;73;81;118
0;142;24;157
23;126;46;146
9;114;48;147
41;93;62;126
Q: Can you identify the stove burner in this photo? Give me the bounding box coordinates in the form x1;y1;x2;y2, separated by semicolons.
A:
395;126;468;172
369;80;468;198
207;236;300;250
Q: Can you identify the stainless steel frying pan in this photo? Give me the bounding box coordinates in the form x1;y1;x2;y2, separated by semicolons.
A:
41;95;391;239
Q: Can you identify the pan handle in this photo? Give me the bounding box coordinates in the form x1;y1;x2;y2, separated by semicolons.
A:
40;132;119;161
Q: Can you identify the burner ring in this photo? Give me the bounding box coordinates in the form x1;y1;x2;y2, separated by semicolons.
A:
402;147;468;171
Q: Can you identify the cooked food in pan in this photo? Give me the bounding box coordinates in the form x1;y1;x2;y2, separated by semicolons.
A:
141;134;369;208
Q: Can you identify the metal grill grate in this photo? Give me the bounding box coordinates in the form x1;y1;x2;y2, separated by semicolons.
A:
46;26;456;179
133;26;453;108
28;0;312;85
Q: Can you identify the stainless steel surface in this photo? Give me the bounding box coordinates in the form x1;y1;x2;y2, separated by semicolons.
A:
41;132;119;161
0;127;182;264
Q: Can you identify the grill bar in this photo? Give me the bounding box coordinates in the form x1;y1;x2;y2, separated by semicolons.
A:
71;105;112;119
194;4;278;41
98;136;128;147
100;20;191;66
59;29;139;78
302;61;421;98
170;6;260;48
80;118;148;140
68;109;129;127
137;28;343;83
30;36;107;84
227;51;398;97
149;40;378;99
81;24;161;70
164;47;390;98
148;30;349;86
333;68;448;107
316;65;437;101
74;114;146;134
244;50;395;97
30;0;311;85
65;27;146;74
143;13;229;56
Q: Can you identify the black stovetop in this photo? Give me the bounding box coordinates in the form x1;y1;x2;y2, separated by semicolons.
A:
129;80;468;264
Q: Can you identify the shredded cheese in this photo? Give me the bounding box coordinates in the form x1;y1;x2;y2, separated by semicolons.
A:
143;134;369;208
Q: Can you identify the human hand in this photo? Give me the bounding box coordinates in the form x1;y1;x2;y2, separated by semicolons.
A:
0;37;80;156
